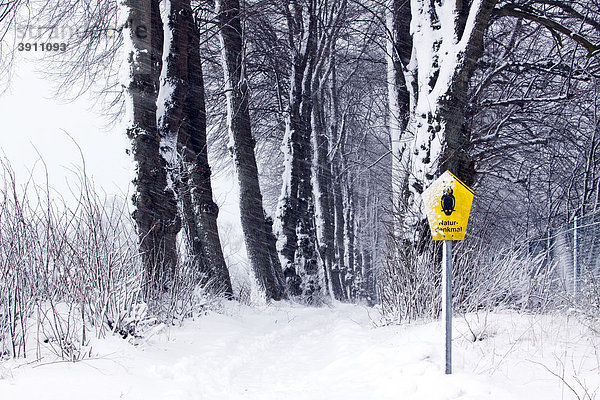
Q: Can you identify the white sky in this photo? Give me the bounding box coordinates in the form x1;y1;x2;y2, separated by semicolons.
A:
0;55;133;200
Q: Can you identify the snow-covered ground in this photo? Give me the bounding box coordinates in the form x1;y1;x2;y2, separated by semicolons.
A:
0;303;598;399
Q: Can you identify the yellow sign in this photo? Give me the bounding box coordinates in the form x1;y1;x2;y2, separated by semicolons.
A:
422;170;474;241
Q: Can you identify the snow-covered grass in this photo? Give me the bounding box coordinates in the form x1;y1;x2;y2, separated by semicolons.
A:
0;160;233;360
1;303;598;399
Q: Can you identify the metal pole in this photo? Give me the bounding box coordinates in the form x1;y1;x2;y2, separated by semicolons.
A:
573;215;578;296
442;240;452;374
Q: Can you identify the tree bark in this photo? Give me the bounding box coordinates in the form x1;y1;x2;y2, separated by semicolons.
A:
178;5;232;295
385;0;413;235
274;0;320;299
216;0;286;300
329;62;348;300
331;173;347;300
155;0;232;295
122;0;180;293
343;181;355;300
311;87;338;299
157;0;189;165
392;0;497;239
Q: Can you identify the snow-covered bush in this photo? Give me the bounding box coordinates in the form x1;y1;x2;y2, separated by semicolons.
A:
572;266;600;333
0;161;226;360
380;237;441;323
0;160;143;359
452;241;548;312
149;259;231;325
379;232;569;324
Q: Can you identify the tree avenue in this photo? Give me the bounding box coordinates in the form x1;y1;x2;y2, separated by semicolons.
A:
120;0;600;305
6;0;598;311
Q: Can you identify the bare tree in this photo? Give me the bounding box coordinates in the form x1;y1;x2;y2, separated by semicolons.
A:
158;0;233;295
215;0;286;300
272;0;318;297
121;0;180;293
386;0;600;240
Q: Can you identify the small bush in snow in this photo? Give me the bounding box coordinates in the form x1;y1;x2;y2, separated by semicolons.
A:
0;160;226;360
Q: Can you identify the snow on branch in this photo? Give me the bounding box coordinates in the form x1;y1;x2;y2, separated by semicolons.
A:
480;94;571;107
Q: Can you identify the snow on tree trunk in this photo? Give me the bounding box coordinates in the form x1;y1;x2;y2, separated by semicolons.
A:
274;80;302;295
311;88;337;299
216;0;286;300
332;172;347;300
352;217;363;301
329;62;348;300
177;7;232;296
401;0;496;235
326;61;347;301
361;245;374;304
154;0;231;295
295;60;320;300
343;181;355;300
157;0;188;169
120;0;180;293
359;199;376;305
274;0;320;300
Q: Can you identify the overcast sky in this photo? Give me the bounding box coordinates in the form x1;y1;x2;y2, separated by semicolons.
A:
0;55;133;200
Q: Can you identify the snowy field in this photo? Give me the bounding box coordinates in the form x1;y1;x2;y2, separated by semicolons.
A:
0;303;598;400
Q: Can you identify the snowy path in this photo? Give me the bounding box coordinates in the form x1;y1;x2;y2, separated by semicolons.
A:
0;303;598;399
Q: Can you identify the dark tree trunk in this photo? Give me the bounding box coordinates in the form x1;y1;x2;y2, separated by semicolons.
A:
123;0;180;294
275;69;302;294
327;60;347;301
343;181;355;300
155;0;231;296
177;6;232;295
295;63;320;300
157;0;189;160
274;0;321;300
216;0;286;300
332;173;347;299
386;0;413;234
311;89;335;298
361;239;375;305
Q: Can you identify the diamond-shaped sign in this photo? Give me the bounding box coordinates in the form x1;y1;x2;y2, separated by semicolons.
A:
422;170;474;241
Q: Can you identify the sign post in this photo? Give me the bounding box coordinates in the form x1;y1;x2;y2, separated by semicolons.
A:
442;240;452;374
422;171;474;375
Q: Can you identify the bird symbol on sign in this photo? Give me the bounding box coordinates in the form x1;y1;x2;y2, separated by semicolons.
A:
441;187;455;216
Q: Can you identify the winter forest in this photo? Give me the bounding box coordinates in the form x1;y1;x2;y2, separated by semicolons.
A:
1;0;600;398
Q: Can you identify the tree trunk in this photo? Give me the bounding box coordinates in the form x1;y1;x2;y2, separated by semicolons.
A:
329;62;347;300
274;69;302;294
121;0;180;293
157;0;189;167
155;0;231;295
311;88;338;299
360;234;375;305
177;6;232;295
294;57;320;300
332;173;347;300
274;0;319;299
385;0;413;235
216;0;286;300
395;0;497;238
343;181;355;300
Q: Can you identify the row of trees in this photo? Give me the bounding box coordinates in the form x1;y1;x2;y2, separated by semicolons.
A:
118;0;384;303
2;0;599;309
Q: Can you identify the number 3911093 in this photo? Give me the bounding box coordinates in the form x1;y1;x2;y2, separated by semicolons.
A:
18;43;67;51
